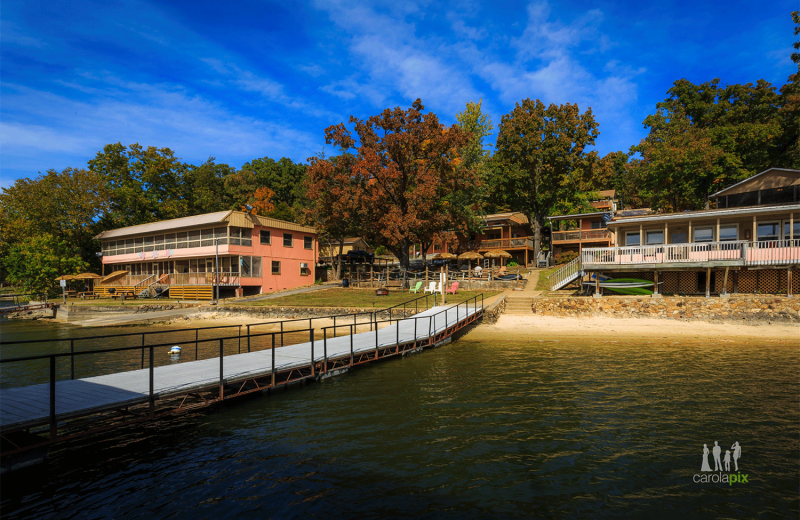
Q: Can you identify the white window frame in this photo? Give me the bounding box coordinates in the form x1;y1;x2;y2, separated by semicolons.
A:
625;232;640;247
693;226;714;243
783;220;799;240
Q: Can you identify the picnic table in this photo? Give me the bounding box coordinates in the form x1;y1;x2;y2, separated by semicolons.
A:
78;292;99;300
110;291;136;301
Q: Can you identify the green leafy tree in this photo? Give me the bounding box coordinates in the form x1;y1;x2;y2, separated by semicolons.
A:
183;158;236;214
0;167;110;266
494;99;599;262
3;234;89;294
628;104;724;211
88;143;190;227
778;11;800;166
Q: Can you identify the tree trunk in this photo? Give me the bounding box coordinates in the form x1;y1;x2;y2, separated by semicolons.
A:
531;213;544;266
333;239;345;281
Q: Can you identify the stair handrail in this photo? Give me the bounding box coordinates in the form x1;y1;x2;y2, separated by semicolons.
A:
547;256;582;291
133;274;155;289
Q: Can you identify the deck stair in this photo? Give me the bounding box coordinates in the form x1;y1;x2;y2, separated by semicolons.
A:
548;257;584;291
504;296;535;315
138;274;170;298
134;275;156;298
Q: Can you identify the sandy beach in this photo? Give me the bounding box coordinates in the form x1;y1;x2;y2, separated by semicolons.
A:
162;311;800;347
463;314;800;346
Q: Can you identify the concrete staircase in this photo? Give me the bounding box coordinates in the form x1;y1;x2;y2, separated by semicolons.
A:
504;296;535;315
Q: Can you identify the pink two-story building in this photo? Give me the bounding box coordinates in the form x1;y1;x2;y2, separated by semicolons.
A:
95;210;318;299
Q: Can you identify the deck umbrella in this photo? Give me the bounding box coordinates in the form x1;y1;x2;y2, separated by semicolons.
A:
431;252;456;289
457;251;484;273
54;275;75;281
483;249;512;267
74;272;102;292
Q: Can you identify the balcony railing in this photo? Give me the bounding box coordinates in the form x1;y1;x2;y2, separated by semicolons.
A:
582;239;800;267
99;273;243;287
552;230;610;242
478;237;534;250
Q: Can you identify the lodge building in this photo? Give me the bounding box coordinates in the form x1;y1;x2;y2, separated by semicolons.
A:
94;210;317;299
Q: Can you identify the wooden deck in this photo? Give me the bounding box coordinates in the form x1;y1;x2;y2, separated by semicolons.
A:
0;304;482;438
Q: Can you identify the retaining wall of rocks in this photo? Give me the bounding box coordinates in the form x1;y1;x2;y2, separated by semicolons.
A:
529;296;800;323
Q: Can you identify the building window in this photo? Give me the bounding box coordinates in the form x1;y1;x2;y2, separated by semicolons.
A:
434;243;442;251
784;220;800;239
271;261;281;275
625;232;640;247
300;262;310;276
757;222;780;242
304;236;313;249
590;220;607;229
645;230;664;245
719;224;738;242
283;233;293;247
260;230;271;245
693;227;713;243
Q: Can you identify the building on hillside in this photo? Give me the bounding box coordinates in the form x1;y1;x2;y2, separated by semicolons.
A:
547;190;620;258
94;210;317;299
318;237;371;262
427;212;536;266
548;168;800;296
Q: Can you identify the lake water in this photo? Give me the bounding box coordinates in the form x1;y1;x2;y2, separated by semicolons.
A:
0;318;798;518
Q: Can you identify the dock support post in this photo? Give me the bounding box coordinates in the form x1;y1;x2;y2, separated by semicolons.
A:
706;268;711;298
70;339;75;380
218;339;224;401
280;322;284;347
49;355;56;441
310;330;315;376
271;334;276;387
149;346;154;416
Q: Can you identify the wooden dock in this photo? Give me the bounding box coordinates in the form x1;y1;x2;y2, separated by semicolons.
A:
0;301;482;455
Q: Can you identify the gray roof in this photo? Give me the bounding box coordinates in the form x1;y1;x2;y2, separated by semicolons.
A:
95;211;231;239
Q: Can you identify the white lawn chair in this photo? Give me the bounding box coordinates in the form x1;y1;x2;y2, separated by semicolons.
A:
423;281;437;293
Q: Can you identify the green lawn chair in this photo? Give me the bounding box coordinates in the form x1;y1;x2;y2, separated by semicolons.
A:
409;280;423;293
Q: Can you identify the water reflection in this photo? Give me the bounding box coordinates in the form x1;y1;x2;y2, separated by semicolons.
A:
0;319;798;518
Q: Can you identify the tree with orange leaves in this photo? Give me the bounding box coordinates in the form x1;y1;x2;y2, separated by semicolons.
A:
310;99;478;269
243;186;276;215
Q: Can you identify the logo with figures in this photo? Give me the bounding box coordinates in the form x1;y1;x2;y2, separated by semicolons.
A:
693;441;748;485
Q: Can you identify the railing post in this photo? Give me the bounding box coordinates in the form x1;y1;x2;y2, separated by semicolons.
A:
414;317;417;344
333;316;336;337
310;330;315;376
271;334;276;387
350;324;354;366
141;334;145;369
49;355;56;441
70;339;75;380
323;328;328;374
396;316;400;348
149;346;154;416
280;322;284;347
239;325;242;353
219;338;224;401
195;329;199;361
375;320;379;359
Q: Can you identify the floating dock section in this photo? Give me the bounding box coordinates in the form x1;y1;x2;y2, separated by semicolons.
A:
0;298;483;460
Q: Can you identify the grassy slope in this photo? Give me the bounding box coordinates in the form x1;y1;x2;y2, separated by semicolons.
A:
236;288;499;308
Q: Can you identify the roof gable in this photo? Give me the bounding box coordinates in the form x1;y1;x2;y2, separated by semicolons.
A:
710;168;800;198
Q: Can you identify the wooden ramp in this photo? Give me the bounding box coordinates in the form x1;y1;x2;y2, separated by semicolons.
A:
0;302;482;454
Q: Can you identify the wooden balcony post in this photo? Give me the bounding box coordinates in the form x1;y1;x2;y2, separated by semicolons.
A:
752;216;757;242
788;268;793;297
706;267;711;298
653;271;659;295
716;219;720;242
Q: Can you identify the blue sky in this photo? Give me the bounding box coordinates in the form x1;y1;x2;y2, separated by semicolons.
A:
1;0;797;188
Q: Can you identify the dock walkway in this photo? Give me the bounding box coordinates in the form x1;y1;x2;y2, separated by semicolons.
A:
0;303;481;438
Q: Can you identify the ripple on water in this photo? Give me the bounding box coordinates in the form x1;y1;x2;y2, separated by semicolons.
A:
0;337;798;519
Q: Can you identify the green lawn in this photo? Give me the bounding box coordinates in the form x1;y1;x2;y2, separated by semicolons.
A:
535;265;565;292
235;288;499;308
